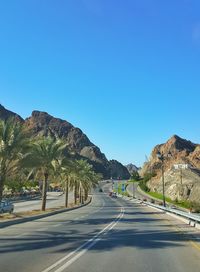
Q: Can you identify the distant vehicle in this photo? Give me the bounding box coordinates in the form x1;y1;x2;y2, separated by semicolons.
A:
112;192;117;198
108;192;117;198
99;188;103;192
143;198;147;202
0;201;14;214
150;199;155;204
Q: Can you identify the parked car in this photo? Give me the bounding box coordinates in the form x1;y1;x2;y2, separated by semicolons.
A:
0;201;14;214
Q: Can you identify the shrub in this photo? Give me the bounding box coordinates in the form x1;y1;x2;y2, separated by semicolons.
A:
139;172;155;192
190;201;200;213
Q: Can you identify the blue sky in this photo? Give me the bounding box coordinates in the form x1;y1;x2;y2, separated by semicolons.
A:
0;0;200;166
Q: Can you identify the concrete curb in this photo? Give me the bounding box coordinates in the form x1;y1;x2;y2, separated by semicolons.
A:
0;197;92;229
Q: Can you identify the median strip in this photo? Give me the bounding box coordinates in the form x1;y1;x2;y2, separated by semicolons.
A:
0;197;92;229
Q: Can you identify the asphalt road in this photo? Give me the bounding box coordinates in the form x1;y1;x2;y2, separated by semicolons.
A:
0;185;200;272
13;192;74;213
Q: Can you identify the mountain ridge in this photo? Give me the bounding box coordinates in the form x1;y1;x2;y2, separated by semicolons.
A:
0;104;130;179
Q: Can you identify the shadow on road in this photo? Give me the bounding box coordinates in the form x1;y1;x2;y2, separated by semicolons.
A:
0;202;198;254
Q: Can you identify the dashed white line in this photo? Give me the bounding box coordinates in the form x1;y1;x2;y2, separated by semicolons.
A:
52;224;62;228
15;232;29;238
37;228;48;232
41;207;125;272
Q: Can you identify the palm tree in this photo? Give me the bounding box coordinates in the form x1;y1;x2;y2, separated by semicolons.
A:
72;159;100;204
0;118;27;201
55;158;75;208
22;137;67;211
83;171;102;201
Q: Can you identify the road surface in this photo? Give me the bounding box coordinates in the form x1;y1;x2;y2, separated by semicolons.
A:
13;192;74;213
0;185;200;272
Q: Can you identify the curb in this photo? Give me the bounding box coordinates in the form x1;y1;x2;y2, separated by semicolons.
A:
0;197;92;229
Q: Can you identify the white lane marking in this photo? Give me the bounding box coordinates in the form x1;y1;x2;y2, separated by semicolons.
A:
15;232;29;238
52;224;62;228
41;207;124;272
37;228;48;232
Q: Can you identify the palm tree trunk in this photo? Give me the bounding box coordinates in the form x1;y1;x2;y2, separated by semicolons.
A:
84;188;88;201
65;179;69;208
74;180;77;205
41;173;48;211
0;176;4;202
79;186;82;204
81;189;84;204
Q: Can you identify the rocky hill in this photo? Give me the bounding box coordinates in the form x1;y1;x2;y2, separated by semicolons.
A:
142;135;200;203
0;104;130;179
0;104;23;122
126;163;139;175
109;160;131;180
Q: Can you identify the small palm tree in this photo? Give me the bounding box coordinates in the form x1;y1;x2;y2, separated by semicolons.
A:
22;137;67;211
72;159;100;204
55;158;75;208
0;118;27;200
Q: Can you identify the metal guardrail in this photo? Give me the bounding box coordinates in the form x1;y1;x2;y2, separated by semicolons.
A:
118;194;200;227
145;201;200;224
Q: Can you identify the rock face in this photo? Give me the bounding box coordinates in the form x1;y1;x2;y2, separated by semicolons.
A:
24;110;110;176
25;111;92;151
0;104;23;122
109;160;130;180
0;105;130;179
142;135;200;203
126;163;139;175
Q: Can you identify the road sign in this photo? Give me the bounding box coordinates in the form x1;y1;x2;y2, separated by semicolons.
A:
121;183;126;192
174;164;189;170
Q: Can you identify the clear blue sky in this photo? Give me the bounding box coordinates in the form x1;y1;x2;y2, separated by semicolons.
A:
1;1;200;166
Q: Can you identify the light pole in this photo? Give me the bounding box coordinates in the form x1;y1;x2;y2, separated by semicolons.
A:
156;151;171;207
180;167;183;185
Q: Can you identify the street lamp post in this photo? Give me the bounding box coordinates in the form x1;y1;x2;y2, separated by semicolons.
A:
156;151;171;207
161;160;166;207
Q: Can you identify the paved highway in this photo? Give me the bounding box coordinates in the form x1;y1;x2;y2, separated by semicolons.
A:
0;184;200;272
13;192;73;213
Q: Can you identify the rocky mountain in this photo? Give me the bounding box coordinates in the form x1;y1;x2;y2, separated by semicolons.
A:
126;163;139;175
0;104;130;179
109;160;131;180
0;104;23;122
142;135;200;203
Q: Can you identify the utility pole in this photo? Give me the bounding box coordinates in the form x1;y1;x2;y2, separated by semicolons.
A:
157;151;172;207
